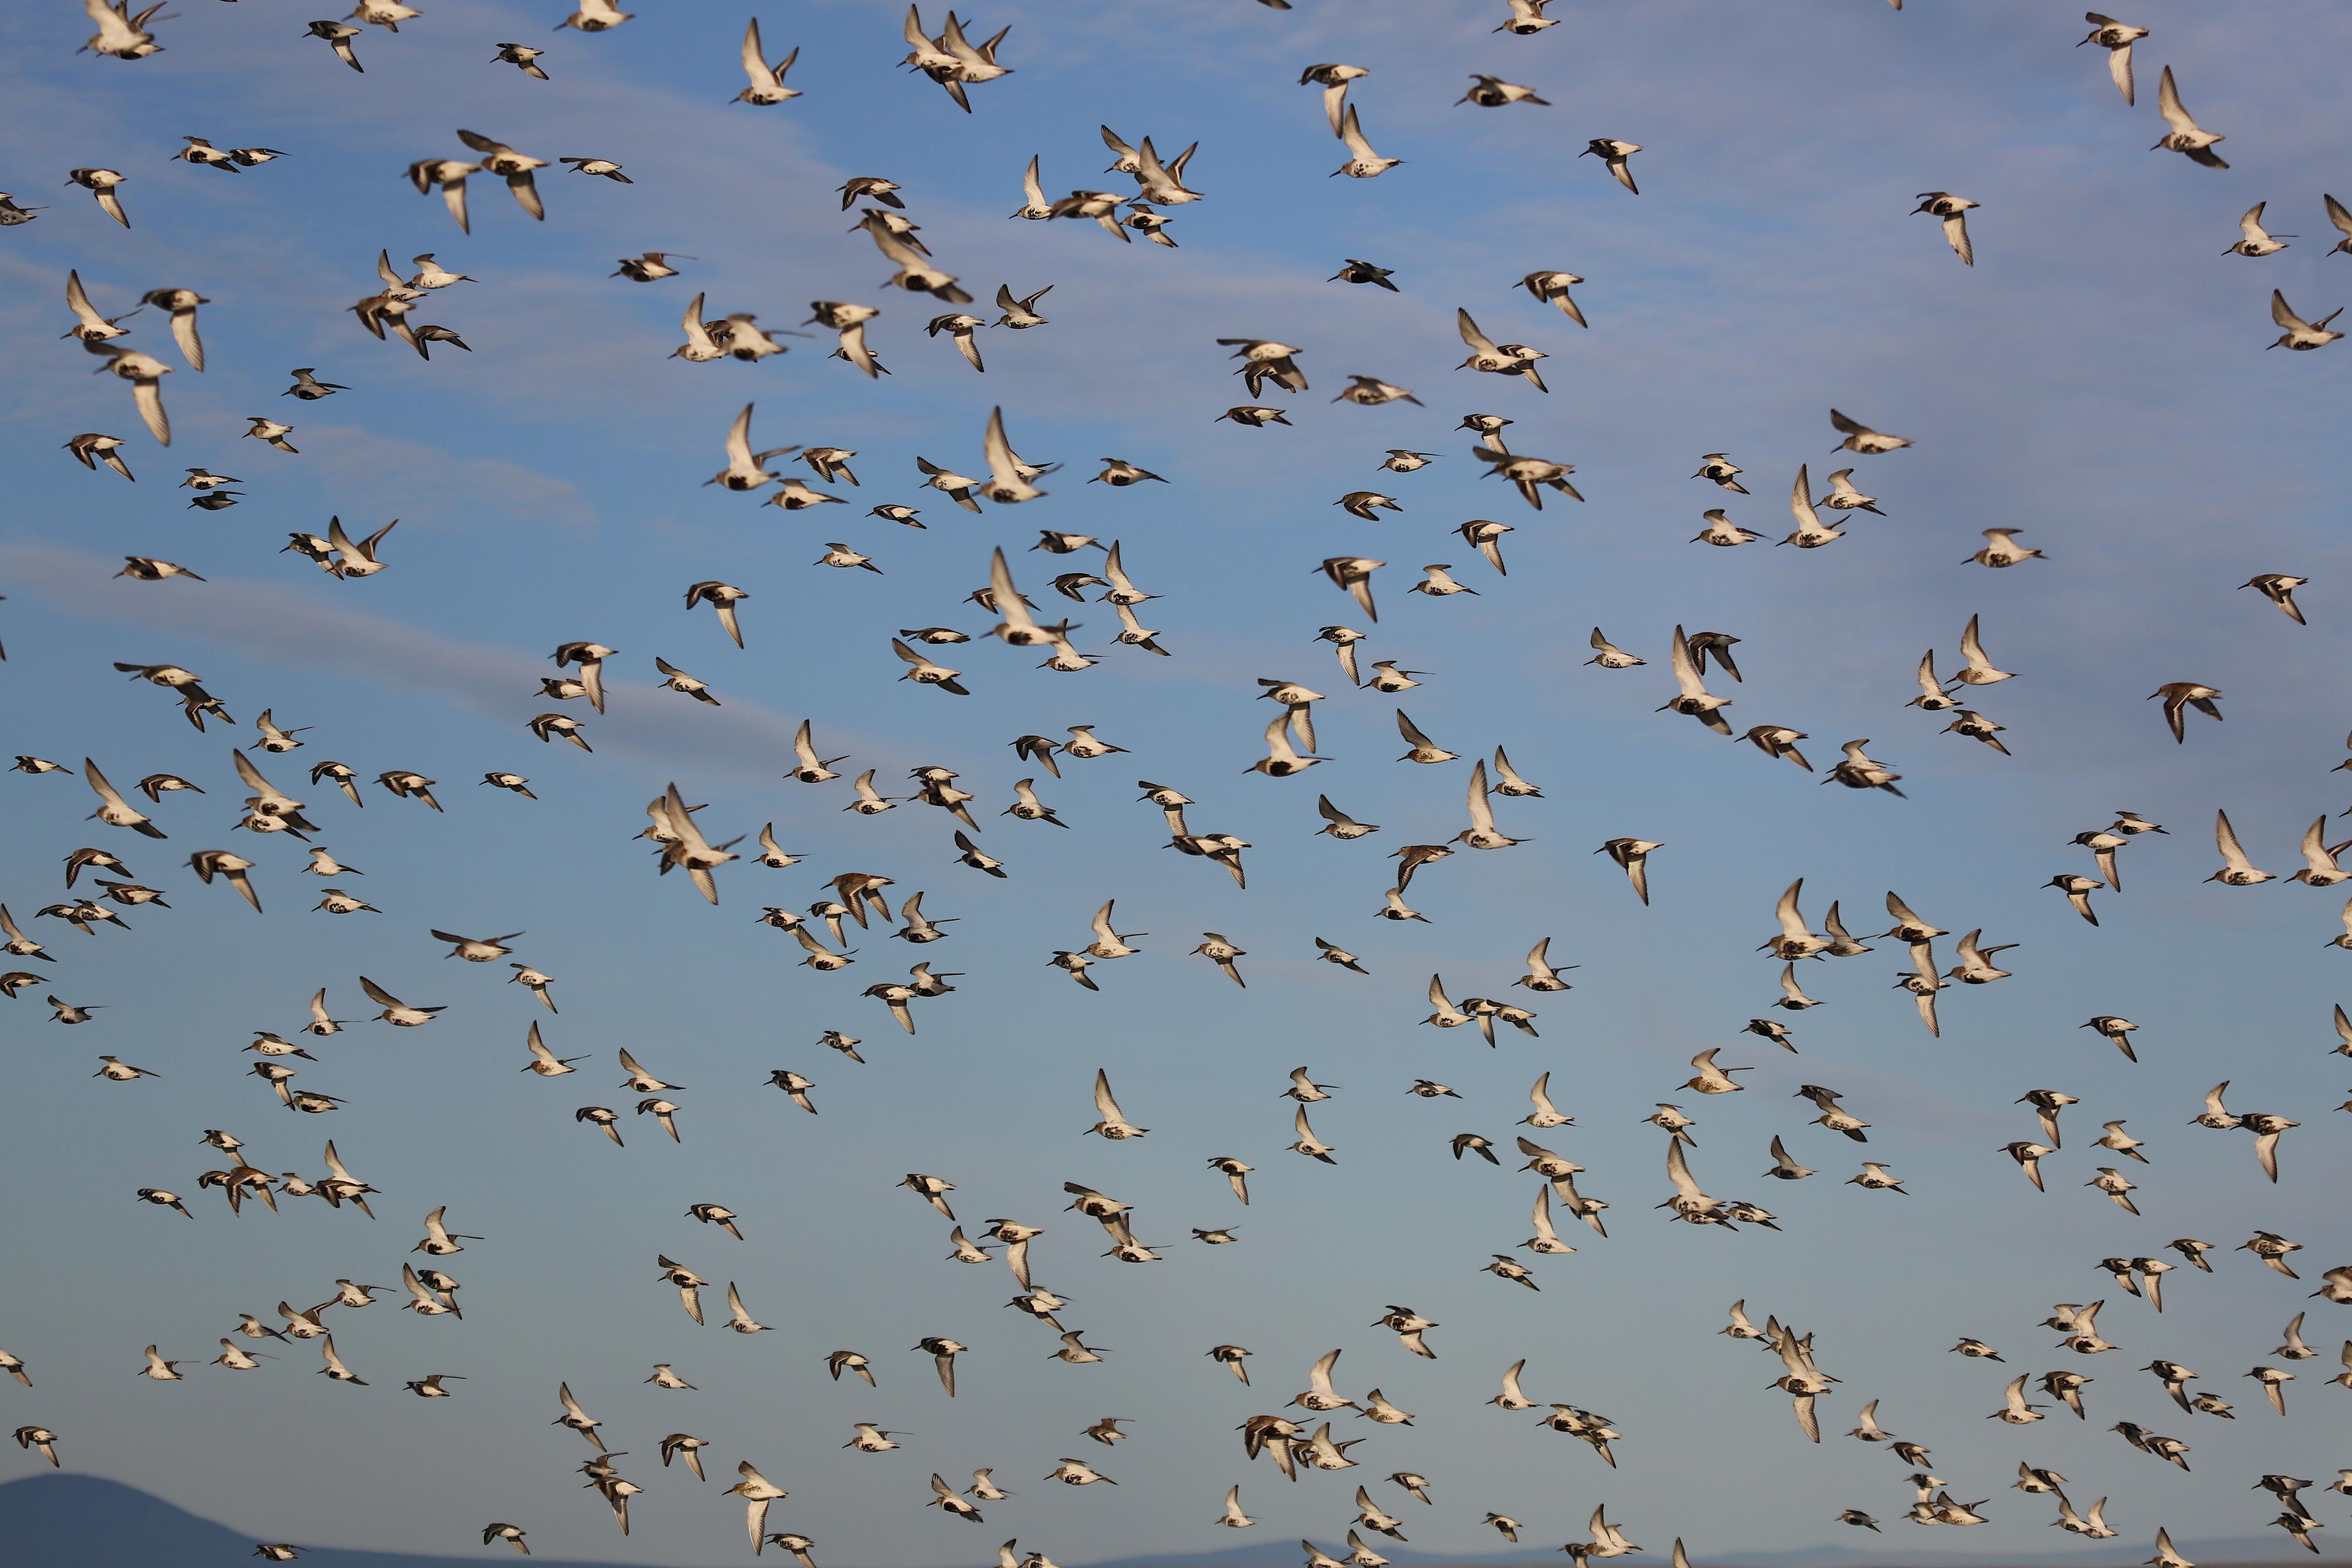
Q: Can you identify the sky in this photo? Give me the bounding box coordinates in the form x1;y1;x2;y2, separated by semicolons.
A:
3;0;2351;1563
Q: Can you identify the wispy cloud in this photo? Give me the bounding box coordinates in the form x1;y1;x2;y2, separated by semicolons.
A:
295;424;595;530
0;542;894;784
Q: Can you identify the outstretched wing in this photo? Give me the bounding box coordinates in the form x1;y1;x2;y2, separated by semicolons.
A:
1670;627;1707;700
741;17;769;81
989;549;1042;635
1788;464;1820;531
2154;64;2192;137
1465;761;1494;834
2214;809;2251;870
725;403;756;467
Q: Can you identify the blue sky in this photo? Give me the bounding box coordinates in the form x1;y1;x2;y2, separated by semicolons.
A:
3;0;2351;1562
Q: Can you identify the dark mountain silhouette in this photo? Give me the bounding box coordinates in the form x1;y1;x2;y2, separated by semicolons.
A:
0;1473;617;1568
1085;1544;2318;1568
0;1474;2312;1568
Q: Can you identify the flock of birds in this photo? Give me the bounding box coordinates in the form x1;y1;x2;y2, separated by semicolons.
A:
6;0;2351;1565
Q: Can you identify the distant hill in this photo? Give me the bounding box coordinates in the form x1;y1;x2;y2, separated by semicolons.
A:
1084;1542;2320;1568
0;1473;2315;1568
0;1472;621;1568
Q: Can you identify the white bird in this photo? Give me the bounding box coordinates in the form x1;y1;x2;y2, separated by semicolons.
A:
1580;138;1642;192
1455;761;1520;850
1991;1374;2044;1424
559;0;632;29
1782;464;1844;548
710;404;793;491
1660;626;1733;734
83;0;167;58
306;19;366;71
317;1335;365;1384
2227;202;2294;258
1087;1069;1147;1139
735;20;800;104
1914;192;1978;266
359;976;443;1027
727;1461;790;1549
1512;272;1588;336
2080;13;2147;103
63;164;128;227
2211;810;2274;886
2152;66;2227;168
2328;193;2352;256
1300;62;1370;135
1830;408;1912;454
1332;107;1401;179
2269;291;2343;352
83;760;165;839
453;130;548;222
92;344;172;446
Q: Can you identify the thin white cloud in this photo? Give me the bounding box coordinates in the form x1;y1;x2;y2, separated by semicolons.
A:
295;424;595;530
0;542;893;784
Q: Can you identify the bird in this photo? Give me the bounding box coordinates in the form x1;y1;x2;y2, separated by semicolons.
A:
1830;409;1912;454
2269;291;2343;351
1660;626;1733;734
306;19;366;71
2082;1015;2140;1059
1991;1374;2044;1424
995;284;1053;329
2150;682;2223;743
1300;62;1370;134
2079;13;2147;102
1580;138;1642;192
2227;202;2296;258
358;977;442;1027
1460;73;1548;108
65;165;129;226
1599;839;1662;904
1395;711;1458;764
928;1473;985;1523
492;42;550;78
65;432;135;481
1914;192;1978;265
2151;66;2227;167
726;1462;789;1550
2241;573;2308;624
1331;107;1401;179
1967;528;2041;567
685;581;752;647
733;20;800;105
1332;260;1398;291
